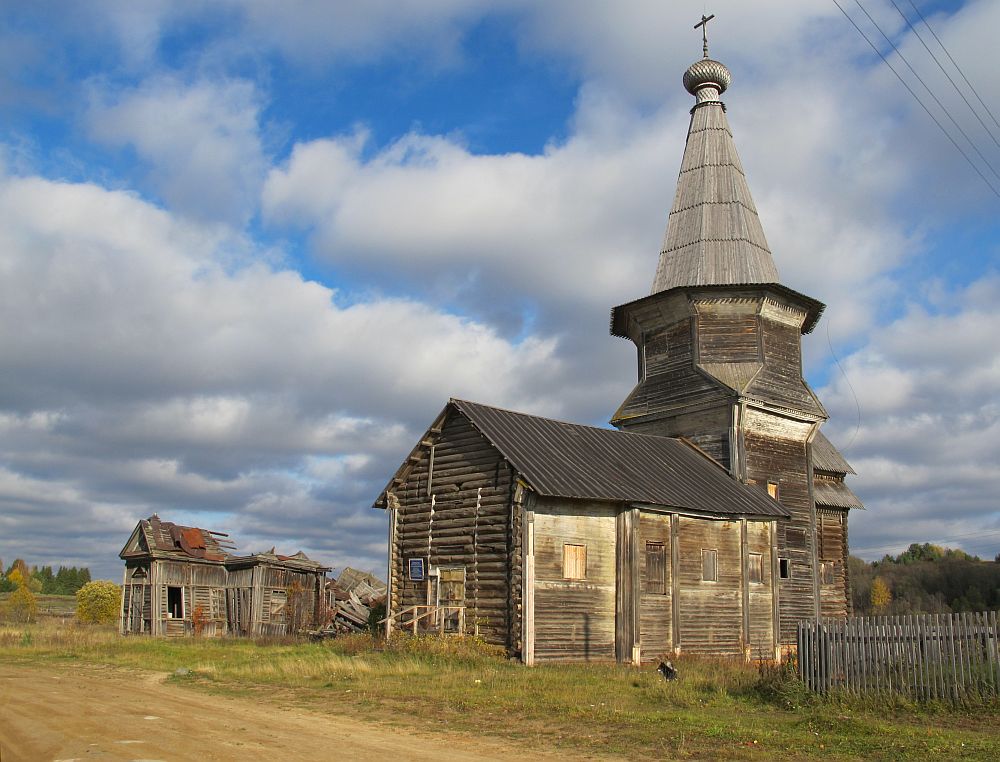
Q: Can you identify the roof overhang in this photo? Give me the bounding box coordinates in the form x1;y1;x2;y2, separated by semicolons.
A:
611;283;826;340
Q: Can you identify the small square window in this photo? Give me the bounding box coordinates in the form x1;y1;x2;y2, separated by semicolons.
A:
748;552;763;584
779;558;791;579
563;544;587;580
701;549;718;582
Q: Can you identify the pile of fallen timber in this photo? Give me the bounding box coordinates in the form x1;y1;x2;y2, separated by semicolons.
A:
316;567;387;637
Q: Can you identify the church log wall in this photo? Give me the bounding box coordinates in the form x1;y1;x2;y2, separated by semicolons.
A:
742;410;817;645
638;512;672;661
674;516;744;656
818;508;850;620
531;498;617;662
390;412;515;646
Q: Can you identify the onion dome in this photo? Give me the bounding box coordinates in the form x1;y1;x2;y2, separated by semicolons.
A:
683;58;732;98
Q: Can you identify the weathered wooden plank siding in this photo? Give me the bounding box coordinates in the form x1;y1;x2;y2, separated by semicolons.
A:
615;312;732;426
391;411;514;645
621;405;732;470
743;410;816;645
638;512;672;661
818;508;849;620
745;310;824;416
532;499;616;662
675;517;743;656
746;521;775;658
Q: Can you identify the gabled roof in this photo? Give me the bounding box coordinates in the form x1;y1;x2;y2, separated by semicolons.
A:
651;59;779;294
378;399;788;519
120;515;230;562
812;431;856;475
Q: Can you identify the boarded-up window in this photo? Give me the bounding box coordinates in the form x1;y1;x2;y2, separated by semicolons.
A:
748;552;763;584
563;544;587;580
701;549;718;582
767;482;779;500
270;589;287;622
644;542;666;594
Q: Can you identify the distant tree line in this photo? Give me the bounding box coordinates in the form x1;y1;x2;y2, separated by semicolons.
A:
0;558;92;595
850;543;1000;616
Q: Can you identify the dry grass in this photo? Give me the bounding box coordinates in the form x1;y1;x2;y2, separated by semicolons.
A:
1;619;998;760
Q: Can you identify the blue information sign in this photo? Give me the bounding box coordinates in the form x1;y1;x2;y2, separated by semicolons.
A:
408;558;425;581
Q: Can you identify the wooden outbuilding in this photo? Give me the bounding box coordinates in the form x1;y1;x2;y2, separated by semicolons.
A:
119;515;329;637
373;45;863;664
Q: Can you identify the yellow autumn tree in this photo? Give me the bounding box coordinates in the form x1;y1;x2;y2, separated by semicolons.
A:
3;567;38;623
870;576;892;614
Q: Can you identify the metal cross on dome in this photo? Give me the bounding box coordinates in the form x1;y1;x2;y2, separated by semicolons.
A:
694;13;715;59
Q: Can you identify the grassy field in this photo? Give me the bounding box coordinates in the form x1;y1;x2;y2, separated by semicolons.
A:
0;619;997;760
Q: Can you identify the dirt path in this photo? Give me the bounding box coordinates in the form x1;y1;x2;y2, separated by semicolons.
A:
0;662;587;761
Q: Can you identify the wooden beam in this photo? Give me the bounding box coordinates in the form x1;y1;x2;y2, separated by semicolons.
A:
522;507;535;666
741;518;750;661
670;513;681;655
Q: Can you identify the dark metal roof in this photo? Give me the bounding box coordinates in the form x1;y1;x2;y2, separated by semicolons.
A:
451;399;788;518
812;431;856;475
814;480;865;510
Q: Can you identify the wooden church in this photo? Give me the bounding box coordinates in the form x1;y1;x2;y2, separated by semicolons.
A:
374;40;862;664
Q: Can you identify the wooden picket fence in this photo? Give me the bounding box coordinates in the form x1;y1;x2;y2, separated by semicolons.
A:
797;611;1000;702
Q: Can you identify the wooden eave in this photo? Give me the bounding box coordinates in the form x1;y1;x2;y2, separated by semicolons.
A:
610;283;825;340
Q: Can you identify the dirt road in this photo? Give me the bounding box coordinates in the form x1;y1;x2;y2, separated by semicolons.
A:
0;662;584;761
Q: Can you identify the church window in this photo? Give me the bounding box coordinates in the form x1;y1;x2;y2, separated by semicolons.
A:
748;552;763;584
779;558;791;579
644;542;666;594
767;481;779;500
701;549;718;582
820;561;839;585
563;544;587;580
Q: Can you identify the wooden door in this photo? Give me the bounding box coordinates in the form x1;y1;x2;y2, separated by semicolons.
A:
437;567;465;633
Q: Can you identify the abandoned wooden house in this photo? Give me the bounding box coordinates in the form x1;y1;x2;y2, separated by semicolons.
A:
374;46;863;664
119;515;329;637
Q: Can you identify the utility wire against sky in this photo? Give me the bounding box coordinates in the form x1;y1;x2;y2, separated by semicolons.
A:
889;0;1000;151
850;0;1000;184
830;0;1000;199
907;0;1000;135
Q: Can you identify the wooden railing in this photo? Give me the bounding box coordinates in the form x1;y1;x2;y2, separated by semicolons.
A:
381;604;476;636
798;611;1000;702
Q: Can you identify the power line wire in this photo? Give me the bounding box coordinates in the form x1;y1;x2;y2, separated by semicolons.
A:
830;0;1000;198
851;0;1000;183
851;527;1000;555
907;0;1000;135
890;0;1000;151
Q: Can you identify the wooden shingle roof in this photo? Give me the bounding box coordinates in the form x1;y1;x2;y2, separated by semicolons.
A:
651;66;779;294
448;399;788;518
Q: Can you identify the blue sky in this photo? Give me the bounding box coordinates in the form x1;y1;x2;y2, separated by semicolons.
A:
1;0;999;581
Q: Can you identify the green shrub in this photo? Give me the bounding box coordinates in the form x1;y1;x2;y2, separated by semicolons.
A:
76;581;121;624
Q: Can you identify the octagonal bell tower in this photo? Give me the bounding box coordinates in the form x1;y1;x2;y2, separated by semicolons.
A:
610;42;841;644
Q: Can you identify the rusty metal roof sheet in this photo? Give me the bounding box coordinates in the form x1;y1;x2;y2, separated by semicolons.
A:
812;431;856;475
449;399;788;518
